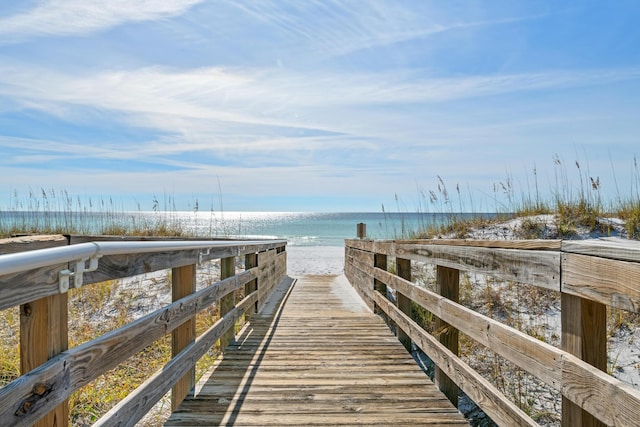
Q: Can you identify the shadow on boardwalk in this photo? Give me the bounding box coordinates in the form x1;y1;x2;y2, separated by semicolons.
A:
166;275;467;426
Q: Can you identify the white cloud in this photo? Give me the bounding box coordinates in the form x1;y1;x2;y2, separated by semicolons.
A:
3;61;639;123
0;0;204;42
1;60;639;172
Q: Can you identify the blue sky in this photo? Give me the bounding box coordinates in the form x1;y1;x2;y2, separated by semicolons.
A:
1;1;639;212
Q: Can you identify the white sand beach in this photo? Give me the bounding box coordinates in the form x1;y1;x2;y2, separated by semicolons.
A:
286;245;345;276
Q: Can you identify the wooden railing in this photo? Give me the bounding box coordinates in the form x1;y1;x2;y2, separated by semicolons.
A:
0;235;287;427
345;237;640;427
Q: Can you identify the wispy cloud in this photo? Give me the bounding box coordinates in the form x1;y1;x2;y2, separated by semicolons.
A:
229;0;546;58
1;58;639;179
0;0;204;42
2;61;638;139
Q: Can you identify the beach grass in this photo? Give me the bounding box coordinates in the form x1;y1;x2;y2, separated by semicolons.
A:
407;155;640;240
0;190;203;238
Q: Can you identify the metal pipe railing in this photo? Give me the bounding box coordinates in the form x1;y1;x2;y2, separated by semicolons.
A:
0;239;287;277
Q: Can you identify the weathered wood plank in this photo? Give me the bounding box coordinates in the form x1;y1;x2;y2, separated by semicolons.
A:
346;238;562;252
173;400;457;412
346;246;375;265
374;253;388;317
257;249;277;310
561;352;640;427
94;292;257;427
0;353;70;427
434;239;561;250
397;244;560;290
0;235;68;255
435;265;460;407
346;240;561;290
0;236;70;311
562;237;640;262
82;250;200;285
19;292;69;427
276;251;287;280
396;257;412;351
171;264;196;412
80;241;286;286
167;413;467;426
562;253;640;312
207;360;423;369
0;263;67;311
219;257;236;351
344;239;393;255
374;293;538;427
373;267;563;389
245;253;258;317
192;387;452;397
561;293;607;427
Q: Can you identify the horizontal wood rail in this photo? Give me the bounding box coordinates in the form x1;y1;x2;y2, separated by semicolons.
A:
345;237;640;427
0;235;287;427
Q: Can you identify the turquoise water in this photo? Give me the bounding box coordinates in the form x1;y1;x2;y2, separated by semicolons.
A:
0;211;494;247
202;212;439;246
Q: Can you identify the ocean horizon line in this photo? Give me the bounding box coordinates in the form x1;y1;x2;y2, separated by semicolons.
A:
1;211;502;247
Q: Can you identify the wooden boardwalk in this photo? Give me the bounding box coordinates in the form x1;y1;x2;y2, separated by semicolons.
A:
165;275;468;426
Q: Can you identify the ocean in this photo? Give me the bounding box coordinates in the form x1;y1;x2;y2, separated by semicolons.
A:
0;211;493;247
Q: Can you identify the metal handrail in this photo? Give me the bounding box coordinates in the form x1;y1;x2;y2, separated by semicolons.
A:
0;239;287;277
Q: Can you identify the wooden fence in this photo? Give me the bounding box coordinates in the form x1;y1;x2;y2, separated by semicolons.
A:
345;237;640;427
0;235;287;427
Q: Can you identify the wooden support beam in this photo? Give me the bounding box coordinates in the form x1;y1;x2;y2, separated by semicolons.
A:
373;253;388;318
435;265;460;407
357;223;366;239
20;293;69;427
396;257;412;352
245;253;258;316
15;233;69;427
171;263;196;412
561;293;606;427
220;257;236;350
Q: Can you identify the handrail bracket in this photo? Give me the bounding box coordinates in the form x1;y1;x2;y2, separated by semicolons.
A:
59;255;102;293
198;248;211;265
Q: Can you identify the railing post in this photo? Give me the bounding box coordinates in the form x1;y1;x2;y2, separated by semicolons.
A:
373;253;387;316
220;256;236;350
245;253;258;315
357;223;366;239
435;265;460;407
396;257;412;351
20;293;69;427
171;263;196;411
561;293;606;427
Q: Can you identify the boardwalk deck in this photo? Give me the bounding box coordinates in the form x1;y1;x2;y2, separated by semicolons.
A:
165;275;468;426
